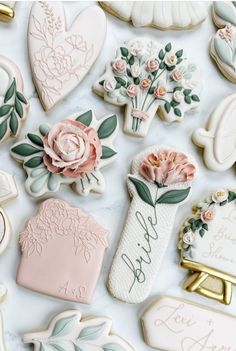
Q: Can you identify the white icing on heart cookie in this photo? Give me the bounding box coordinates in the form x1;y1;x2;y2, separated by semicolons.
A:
108;146;197;304
11;110;118;197
142;296;236;350
28;2;106;111
100;1;207;30
93;38;201;138
192;93;236;172
23;310;135;351
0;55;29;143
179;189;236;304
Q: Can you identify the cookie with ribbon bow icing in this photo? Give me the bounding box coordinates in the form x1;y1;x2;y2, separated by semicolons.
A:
210;2;236;83
179;188;236;304
142;296;236;351
10;110;118;197
99;1;207;30
17;198;109;304
108;146;197;303
0;55;29;143
28;2;106;111
93;38;201;137
192;93;236;172
23;310;135;351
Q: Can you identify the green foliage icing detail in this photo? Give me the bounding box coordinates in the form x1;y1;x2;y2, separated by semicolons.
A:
51;315;78;338
11;143;41;157
101;146;117;159
156;188;190;204
214;37;234;68
27;133;44;147
78;322;106;341
128;176;154;207
103;343;127;351
97;115;117;139
24;156;43;168
214;2;236;26
76;110;92;126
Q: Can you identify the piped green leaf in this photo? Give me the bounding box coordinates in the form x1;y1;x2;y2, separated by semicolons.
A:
158;49;165;60
176;49;183;58
4;79;15;103
191;95;200;102
128;176;154;207
78;322;106;341
174;108;182;117
76;110;93;126
0;104;11;117
51;315;78;338
27;133;44;147
103;343;127;351
165;43;172;52
25;156;43;168
164;102;171;113
15;98;23;118
120;47;128;57
10;112;18;135
97;115;117;139
156;188;190;204
114;77;126;87
214;37;234;67
0;120;7;141
16;91;27;104
11;143;41;156
214;2;236;26
101;146;117;159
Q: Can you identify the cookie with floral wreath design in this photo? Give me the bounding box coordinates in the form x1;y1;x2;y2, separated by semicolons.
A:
17;198;109;303
28;1;106;111
108;146;197;303
0;55;29;143
93;38;201;137
210;2;236;83
179;188;236;305
10;110;118;197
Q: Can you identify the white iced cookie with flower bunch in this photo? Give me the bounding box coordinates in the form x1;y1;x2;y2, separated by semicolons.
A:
99;1;207;30
93;38;201;137
179;188;236;305
210;2;236;83
108;146;197;304
11;110;118;197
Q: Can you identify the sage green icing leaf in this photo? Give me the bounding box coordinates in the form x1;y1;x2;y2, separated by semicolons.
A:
120;47;128;57
184;96;191;104
15;98;23;118
0;104;11;117
128;56;135;65
10;112;18;135
164;102;171;113
12;143;40;156
176;49;183;58
191;95;200;102
128;176;154;207
48;341;69;351
78;322;106;341
73;345;82;351
27;133;44;147
76;110;92;126
114;76;126;87
214;2;236;26
183;89;191;96
31;167;48;178
0;120;7;141
16;91;27;104
103;343;126;351
156;187;190;204
101;146;117;159
24;156;43;168
214;37;234;68
165;43;172;52
48;173;58;191
159;49;165;60
51;314;78;338
39;124;50;136
228;190;236;202
97;115;117;139
4;79;15;103
174;108;182;117
30;174;48;193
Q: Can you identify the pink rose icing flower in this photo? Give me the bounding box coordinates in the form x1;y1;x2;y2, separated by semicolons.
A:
153;86;167;98
183;231;195;245
200;208;215;223
112;59;127;74
171;69;183;82
103;78;116;92
139;150;196;186
43;119;102;178
146;59;159;72
127;84;140;97
131;66;141;78
140;79;151;90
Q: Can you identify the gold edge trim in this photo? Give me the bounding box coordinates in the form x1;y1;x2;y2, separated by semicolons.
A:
0;4;14;22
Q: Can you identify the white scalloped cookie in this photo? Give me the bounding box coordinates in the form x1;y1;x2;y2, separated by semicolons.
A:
99;1;207;30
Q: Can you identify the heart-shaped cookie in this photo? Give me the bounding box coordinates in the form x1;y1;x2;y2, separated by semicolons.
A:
28;2;106;111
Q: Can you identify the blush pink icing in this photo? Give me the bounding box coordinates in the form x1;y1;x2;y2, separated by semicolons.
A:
43;119;102;178
139;150;196;185
17;198;109;304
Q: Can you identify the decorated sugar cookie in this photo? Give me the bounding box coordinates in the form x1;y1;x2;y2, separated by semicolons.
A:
28;2;106;111
17;198;109;304
0;55;29;143
0;2;15;22
210;2;236;83
11;110;118;197
93;38;201;137
192;93;236;172
23;310;135;351
99;1;207;30
142;296;236;350
0;171;17;255
179;189;236;304
0;285;8;351
108;146;196;303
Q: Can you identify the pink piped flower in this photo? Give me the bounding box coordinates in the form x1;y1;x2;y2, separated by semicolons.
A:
140;79;151;90
127;84;140;97
146;59;159;73
171;69;183;82
219;24;233;44
153;86;167;98
201;208;215;223
112;59;127;74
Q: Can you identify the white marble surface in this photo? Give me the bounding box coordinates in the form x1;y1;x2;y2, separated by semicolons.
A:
0;1;236;350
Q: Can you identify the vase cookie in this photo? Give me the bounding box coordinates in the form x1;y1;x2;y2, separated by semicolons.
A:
142;295;236;351
99;1;207;30
11;110;118;197
0;55;29;143
179;188;236;304
210;2;236;83
17;198;109;304
93;38;201;137
192;93;236;172
23;310;135;351
0;2;15;22
108;146;197;303
28;2;106;111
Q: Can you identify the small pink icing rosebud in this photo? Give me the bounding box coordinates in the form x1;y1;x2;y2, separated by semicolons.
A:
171;69;182;81
201;208;215;222
146;59;159;72
112;59;127;74
103;78;116;92
140;79;151;90
153;86;167;98
127;84;140;97
131;65;141;78
173;90;184;102
164;54;177;67
183;231;195;245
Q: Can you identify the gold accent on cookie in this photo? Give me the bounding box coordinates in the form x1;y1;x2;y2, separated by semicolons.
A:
0;4;14;22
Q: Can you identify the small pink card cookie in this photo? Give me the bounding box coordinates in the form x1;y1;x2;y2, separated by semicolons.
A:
17;198;109;304
108;146;197;303
142;296;236;351
11;110;118;197
28;2;106;111
23;310;135;351
0;55;29;143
